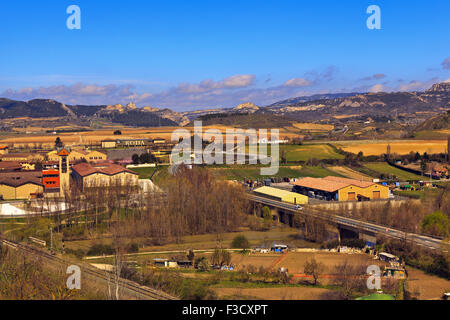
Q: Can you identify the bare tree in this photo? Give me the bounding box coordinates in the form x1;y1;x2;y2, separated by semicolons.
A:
304;257;325;285
332;259;367;299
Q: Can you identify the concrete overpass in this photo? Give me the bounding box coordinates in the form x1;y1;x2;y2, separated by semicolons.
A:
248;194;448;252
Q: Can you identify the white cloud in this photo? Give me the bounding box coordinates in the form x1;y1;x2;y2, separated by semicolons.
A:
222;74;255;88
397;78;439;92
176;74;255;94
2;72;445;111
1;83;136;105
369;84;388;92
283;78;313;87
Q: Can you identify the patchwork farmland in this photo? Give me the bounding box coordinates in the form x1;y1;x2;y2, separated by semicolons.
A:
334;140;446;156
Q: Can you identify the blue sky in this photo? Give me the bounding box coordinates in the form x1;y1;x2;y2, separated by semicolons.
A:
0;0;449;110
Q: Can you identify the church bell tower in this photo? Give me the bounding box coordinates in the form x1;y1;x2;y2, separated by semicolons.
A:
57;147;71;196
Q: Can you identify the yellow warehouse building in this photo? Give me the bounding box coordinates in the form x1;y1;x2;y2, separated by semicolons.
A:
254;186;308;205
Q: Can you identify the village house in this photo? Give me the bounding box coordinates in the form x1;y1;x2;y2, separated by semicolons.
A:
0;171;44;200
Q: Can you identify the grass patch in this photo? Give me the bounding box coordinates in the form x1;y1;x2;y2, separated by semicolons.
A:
282;144;345;162
253;144;344;162
392;190;423;199
363;162;425;181
210;165;342;181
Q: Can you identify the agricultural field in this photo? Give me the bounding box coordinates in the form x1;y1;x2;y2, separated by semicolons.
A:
0;124;308;148
213;252;449;300
290;123;334;132
67;227;317;256
361;162;425;181
214;286;331;300
282;144;344;162
413;129;450;139
333;140;446;156
208;165;341;181
135;164;344;183
86;247;450;300
328;166;374;181
260;144;344;162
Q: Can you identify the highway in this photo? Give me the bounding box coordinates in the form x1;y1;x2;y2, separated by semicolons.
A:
248;194;448;251
0;238;178;300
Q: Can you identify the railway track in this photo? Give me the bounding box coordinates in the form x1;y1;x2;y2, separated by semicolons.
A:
0;238;178;300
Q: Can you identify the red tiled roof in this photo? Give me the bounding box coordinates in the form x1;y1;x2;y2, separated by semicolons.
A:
322;176;375;188
291;177;349;192
71;162;138;177
57;148;70;156
0;171;43;187
1;153;33;158
0;161;22;171
292;176;378;192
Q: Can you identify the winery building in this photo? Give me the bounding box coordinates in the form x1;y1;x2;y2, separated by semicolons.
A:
291;176;389;201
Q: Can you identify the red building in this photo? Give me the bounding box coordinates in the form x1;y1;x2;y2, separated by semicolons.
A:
42;170;60;191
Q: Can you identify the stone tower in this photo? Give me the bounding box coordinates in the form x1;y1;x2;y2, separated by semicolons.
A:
57;147;71;196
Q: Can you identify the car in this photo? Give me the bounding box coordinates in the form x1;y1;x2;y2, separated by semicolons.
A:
295;205;303;210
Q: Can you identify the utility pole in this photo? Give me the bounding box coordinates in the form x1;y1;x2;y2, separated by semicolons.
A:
50;226;53;253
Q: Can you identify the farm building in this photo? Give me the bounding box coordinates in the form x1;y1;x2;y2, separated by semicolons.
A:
254;186;308;205
101;140;117;149
117;139;151;147
48;149;86;162
0;152;44;163
47;149;107;163
71;162;139;190
291;176;389;201
85;150;107;163
0;171;44;200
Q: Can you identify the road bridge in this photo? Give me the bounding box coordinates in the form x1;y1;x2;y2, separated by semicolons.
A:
248;194;448;251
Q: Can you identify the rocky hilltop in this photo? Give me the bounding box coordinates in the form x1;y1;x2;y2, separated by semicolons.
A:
232;102;260;114
0;81;449;127
263;81;450;123
426;81;450;93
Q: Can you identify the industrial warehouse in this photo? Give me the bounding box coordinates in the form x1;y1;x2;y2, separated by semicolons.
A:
253;186;308;205
291;176;390;201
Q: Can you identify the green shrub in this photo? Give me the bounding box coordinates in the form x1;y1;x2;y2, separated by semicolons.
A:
324;239;365;249
341;238;366;249
262;206;272;220
126;242;139;253
231;235;250;249
65;248;86;259
87;243;115;256
422;211;449;238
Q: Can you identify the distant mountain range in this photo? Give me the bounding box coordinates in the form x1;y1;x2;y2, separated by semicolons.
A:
0;99;180;127
266;92;361;109
0;82;449;127
262;82;450;123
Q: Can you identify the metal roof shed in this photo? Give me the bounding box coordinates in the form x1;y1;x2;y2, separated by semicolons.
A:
254;186;308;205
